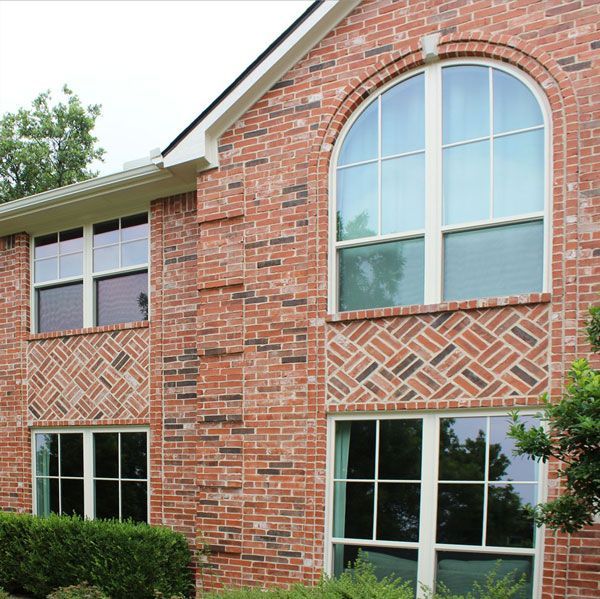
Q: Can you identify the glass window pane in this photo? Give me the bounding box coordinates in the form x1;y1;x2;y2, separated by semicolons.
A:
96;271;149;326
376;483;420;542
36;478;59;517
59;253;83;278
338;237;424;311
36;433;58;476
333;482;374;539
120;433;147;479
439;417;487;481
61;479;84;517
443;65;490;144
334;420;375;479
121;240;148;267
443;140;490;225
59;228;83;254
494;129;544;218
60;434;83;477
338;100;378;166
493;69;543;134
121;481;147;523
337;163;378;241
333;544;418;590
95;480;119;520
443;220;544;301
437;552;533;597
94;433;119;478
34;257;58;283
381;74;425;156
381;153;425;234
489;416;538;482
93;245;119;272
37;283;83;333
93;220;119;247
34;233;58;259
379;419;422;480
121;213;148;241
437;483;484;545
487;483;536;548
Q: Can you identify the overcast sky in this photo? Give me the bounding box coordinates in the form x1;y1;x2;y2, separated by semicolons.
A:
0;0;313;175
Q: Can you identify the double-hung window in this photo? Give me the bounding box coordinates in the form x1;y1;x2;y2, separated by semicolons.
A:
33;429;149;522
33;213;149;333
328;413;542;597
331;60;548;312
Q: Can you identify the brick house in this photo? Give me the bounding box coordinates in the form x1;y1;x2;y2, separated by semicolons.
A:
0;0;598;596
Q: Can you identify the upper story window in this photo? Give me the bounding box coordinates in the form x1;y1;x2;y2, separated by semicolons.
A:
331;61;548;312
33;213;149;333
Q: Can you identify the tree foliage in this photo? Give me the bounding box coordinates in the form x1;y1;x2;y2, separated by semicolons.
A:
508;305;600;533
0;85;104;203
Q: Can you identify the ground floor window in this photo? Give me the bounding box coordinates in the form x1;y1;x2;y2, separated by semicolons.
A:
328;413;541;597
33;428;148;522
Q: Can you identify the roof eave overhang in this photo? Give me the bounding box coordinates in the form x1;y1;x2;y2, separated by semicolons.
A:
0;162;196;236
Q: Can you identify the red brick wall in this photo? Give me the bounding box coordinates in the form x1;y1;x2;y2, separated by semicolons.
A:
0;1;598;597
191;0;599;595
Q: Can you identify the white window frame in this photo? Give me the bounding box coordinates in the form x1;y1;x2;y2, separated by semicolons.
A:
31;426;150;522
325;410;547;598
328;58;552;313
31;211;150;333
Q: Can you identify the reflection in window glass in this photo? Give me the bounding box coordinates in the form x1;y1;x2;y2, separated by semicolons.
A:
338;238;424;311
333;545;418;592
93;220;119;247
437;483;484;545
334;420;376;479
489;416;538;482
377;483;420;542
487;484;536;548
337;163;378;241
437;552;533;597
96;271;149;326
333;481;374;539
439;417;487;481
379;419;422;480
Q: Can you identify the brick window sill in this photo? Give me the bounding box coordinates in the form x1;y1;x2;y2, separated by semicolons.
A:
326;293;551;323
28;320;149;341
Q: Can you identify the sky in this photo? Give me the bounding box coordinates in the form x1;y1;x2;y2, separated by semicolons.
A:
0;0;313;175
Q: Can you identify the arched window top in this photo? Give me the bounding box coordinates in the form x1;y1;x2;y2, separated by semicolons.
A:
331;61;548;312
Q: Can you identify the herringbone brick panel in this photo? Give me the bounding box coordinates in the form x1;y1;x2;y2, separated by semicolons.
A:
327;304;549;406
27;328;149;421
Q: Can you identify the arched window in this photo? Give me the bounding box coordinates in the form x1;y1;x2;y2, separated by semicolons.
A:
331;61;548;312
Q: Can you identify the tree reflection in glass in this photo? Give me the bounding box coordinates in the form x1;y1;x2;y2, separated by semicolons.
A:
437;417;537;548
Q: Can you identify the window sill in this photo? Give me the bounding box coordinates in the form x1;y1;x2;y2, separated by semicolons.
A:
28;320;149;341
326;292;551;323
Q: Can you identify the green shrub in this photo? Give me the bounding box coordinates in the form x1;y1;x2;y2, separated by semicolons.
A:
0;587;9;599
0;512;194;599
47;582;109;599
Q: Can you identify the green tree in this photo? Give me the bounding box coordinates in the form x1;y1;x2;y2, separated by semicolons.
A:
508;305;600;533
0;85;104;203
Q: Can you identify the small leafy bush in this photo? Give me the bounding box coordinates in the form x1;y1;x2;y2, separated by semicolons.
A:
47;582;109;599
0;587;9;599
0;512;193;599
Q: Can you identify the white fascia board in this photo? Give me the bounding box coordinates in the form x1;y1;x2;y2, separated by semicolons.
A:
0;164;193;236
163;0;361;170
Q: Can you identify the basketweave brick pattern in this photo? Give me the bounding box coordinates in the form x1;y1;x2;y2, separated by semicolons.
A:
326;304;550;406
27;328;149;422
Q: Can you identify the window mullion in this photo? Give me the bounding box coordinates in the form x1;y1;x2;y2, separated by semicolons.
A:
423;63;442;304
82;224;94;328
84;431;94;519
416;414;438;597
372;420;380;541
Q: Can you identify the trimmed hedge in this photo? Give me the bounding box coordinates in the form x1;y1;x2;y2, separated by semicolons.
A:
0;512;193;599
